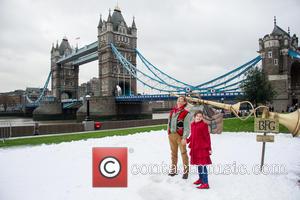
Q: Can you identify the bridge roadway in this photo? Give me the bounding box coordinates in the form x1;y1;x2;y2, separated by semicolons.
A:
56;41;98;65
25;92;243;109
115;92;243;102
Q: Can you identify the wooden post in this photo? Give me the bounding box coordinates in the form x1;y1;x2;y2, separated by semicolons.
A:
255;118;278;172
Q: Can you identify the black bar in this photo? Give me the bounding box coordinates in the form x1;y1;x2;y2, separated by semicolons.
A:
260;132;267;171
85;99;91;121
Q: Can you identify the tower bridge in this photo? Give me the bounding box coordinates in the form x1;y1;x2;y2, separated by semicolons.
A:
24;7;300;120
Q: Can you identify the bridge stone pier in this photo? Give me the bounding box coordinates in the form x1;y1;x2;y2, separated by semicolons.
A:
33;101;63;120
77;97;176;121
75;95;178;122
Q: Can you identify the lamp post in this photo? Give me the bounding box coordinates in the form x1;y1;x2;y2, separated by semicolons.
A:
85;94;91;121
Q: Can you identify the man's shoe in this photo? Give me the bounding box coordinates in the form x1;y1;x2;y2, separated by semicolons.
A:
182;173;188;179
168;172;177;176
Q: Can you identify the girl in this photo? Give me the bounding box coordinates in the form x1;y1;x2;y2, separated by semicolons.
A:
185;110;212;189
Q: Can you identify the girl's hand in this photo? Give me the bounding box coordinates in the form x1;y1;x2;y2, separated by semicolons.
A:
209;150;212;155
181;139;187;145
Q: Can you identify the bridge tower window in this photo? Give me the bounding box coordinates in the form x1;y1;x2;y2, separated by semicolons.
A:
268;51;272;58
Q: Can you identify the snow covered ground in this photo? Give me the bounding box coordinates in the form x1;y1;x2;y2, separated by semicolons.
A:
0;131;299;200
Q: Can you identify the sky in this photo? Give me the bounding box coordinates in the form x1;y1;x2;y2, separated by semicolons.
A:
0;0;299;93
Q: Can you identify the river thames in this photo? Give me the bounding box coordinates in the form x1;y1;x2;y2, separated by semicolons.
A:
0;113;169;127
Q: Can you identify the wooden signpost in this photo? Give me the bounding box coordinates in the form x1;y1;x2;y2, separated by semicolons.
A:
254;118;279;171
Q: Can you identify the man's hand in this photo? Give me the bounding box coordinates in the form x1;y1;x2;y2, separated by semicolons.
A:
181;139;187;146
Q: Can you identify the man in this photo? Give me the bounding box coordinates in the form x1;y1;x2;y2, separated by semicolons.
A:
167;96;191;179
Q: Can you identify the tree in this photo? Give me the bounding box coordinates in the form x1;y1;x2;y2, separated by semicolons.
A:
240;67;276;107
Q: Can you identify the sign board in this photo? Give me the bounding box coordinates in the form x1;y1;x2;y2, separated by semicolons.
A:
254;118;279;133
256;134;275;143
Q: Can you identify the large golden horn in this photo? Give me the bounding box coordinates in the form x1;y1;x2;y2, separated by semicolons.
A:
267;109;300;137
172;94;241;115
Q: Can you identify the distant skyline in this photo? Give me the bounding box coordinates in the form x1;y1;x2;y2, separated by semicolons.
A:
0;0;299;93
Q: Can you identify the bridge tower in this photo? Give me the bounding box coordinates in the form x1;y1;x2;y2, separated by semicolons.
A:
51;37;79;100
97;6;137;97
258;17;300;112
77;6;143;120
33;38;80;120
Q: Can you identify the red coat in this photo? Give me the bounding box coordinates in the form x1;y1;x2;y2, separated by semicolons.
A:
187;120;212;165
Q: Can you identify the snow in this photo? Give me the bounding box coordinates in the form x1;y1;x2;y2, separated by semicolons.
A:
0;131;300;200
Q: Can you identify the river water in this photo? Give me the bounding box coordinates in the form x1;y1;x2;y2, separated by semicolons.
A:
0;117;77;127
0;113;169;127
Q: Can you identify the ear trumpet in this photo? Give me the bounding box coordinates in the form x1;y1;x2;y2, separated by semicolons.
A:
264;109;300;137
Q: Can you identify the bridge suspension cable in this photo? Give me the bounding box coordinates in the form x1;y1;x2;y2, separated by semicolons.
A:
135;49;195;90
111;44;186;93
195;56;262;89
25;71;52;104
135;47;261;93
112;43;262;95
288;49;300;60
197;57;262;93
